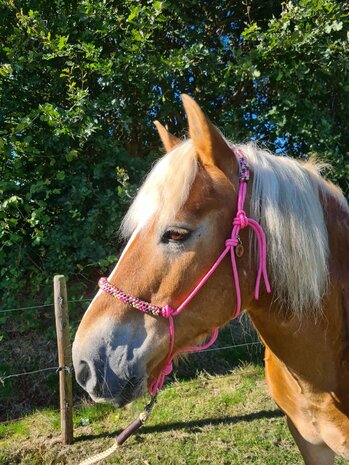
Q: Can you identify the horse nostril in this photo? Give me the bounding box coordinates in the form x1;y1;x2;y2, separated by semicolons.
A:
76;360;91;388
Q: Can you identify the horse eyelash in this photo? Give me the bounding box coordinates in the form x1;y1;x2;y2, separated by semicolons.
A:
160;228;192;244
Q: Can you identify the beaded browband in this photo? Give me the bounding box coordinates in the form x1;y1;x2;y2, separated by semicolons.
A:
98;146;270;395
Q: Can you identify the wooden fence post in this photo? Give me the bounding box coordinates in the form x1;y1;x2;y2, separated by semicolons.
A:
54;275;74;445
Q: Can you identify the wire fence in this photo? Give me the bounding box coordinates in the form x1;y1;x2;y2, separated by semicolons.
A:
0;367;60;383
1;294;263;427
0;352;264;426
0;340;262;385
0;298;93;314
0;365;74;384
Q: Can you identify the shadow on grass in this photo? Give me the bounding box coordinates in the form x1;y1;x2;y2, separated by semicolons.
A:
76;409;284;442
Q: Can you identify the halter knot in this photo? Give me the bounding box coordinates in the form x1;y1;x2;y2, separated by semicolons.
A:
225;238;238;248
234;210;249;229
161;305;174;319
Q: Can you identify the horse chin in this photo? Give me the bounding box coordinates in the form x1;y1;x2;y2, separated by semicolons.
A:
88;376;148;408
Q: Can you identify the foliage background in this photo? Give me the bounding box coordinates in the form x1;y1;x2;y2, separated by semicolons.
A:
0;0;348;313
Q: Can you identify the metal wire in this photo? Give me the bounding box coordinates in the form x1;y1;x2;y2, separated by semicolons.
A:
0;298;92;314
68;298;92;305
0;366;71;384
0;303;54;313
0;310;262;425
0;359;265;425
166;372;249;391
195;341;262;354
0;342;260;385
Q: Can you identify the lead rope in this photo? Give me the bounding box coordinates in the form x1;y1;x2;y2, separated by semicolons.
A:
78;395;157;465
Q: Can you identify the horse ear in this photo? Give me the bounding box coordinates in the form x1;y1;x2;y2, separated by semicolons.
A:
181;94;235;176
154;120;181;153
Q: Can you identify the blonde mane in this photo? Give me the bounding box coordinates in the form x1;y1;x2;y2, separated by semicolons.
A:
121;140;197;239
121;139;347;316
243;144;328;315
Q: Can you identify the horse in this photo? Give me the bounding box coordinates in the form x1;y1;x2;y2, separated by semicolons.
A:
72;94;349;464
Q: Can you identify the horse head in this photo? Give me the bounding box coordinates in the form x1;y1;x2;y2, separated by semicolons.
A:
72;95;257;406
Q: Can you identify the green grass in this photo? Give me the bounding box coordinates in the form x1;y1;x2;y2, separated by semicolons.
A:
1;364;347;465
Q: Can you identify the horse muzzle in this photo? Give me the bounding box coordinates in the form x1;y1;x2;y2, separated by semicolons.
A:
72;322;148;407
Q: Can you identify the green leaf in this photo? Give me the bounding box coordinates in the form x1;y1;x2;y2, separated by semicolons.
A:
56;171;65;181
65;149;78;162
57;35;69;50
154;1;163;11
0;64;13;78
127;5;142;22
332;20;343;31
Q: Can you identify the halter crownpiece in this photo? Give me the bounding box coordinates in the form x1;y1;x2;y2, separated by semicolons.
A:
98;146;271;395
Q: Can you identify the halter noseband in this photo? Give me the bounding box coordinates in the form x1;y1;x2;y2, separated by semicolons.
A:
98;146;271;395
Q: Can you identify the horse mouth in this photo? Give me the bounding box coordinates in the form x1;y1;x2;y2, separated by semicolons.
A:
90;376;146;408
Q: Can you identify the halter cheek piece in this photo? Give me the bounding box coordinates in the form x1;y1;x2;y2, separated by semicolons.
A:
98;147;271;395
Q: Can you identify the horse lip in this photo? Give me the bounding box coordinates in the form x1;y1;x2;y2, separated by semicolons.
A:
111;397;129;408
99;376;146;407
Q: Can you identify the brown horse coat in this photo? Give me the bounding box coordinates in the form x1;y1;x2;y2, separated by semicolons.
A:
73;95;349;465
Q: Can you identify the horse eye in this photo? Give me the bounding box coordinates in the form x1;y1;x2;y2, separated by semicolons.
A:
161;227;191;244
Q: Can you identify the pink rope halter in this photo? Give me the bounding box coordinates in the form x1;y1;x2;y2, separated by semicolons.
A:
98;146;271;395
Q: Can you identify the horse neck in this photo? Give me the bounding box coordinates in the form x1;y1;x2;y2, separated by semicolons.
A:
247;298;345;397
247;190;349;393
